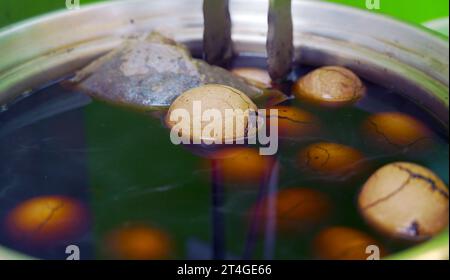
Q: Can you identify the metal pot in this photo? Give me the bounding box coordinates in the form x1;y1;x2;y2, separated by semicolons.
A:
0;0;448;260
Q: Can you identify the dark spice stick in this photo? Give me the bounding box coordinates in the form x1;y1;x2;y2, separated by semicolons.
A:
203;0;234;66
267;0;293;82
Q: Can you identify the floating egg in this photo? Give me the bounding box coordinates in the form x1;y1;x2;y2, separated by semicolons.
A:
266;106;322;139
297;142;366;181
361;112;433;153
165;84;258;144
211;147;274;185
358;162;449;241
314;227;386;260
104;225;172;260
4;195;88;246
293;66;365;107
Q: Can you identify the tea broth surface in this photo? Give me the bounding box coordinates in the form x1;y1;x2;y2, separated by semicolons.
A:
0;55;448;260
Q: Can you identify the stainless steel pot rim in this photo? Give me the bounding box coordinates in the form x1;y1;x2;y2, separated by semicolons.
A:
0;0;448;260
0;0;448;124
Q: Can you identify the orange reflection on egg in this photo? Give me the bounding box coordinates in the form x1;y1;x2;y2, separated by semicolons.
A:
4;195;88;245
361;112;433;153
297;142;367;181
313;226;386;260
104;225;172;260
251;188;332;233
211;147;275;185
267;106;322;139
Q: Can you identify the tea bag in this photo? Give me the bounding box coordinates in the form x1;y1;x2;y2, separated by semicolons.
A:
67;32;262;110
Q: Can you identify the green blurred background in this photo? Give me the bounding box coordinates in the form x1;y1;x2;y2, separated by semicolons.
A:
0;0;449;36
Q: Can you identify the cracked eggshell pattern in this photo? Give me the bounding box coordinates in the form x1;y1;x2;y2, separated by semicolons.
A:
293;66;366;108
165;84;258;144
4;196;88;245
296;142;367;181
358;162;449;241
266;106;322;139
361;112;433;153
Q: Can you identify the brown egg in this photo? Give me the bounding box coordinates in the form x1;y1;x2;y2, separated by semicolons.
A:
4;195;88;245
361;112;433;153
297;142;367;181
232;67;272;89
358;162;449;241
293;66;365;107
211;147;274;185
266;106;322;139
104;225;172;260
314;227;386;260
251;188;332;233
166;84;258;144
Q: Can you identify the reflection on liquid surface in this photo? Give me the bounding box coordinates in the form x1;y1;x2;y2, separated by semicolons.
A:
0;56;448;260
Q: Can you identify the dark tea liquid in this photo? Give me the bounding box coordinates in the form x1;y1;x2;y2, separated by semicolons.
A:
0;54;448;260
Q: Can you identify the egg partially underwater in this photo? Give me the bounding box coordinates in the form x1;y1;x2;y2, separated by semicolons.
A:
358;162;449;241
4;195;89;246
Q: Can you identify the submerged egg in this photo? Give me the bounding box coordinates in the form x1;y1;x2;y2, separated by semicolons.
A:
232;67;272;89
293;66;365;107
165;84;258;144
211;147;274;185
4;195;88;245
251;188;332;233
296;142;366;181
358;162;449;241
361;112;433;153
266;106;322;139
314;227;386;260
104;225;172;260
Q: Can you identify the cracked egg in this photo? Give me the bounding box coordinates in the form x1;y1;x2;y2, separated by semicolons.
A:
104;224;172;260
296;142;367;182
165;84;258;145
293;66;365;108
4;195;88;246
313;226;386;260
266;106;322;139
210;147;274;185
361;112;433;153
358;162;449;241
